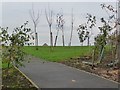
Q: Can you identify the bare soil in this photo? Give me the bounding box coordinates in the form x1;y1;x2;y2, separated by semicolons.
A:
2;67;37;90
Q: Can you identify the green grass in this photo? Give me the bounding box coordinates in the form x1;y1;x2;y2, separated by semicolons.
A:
0;61;8;69
0;60;12;69
24;46;94;62
2;63;9;68
0;61;12;69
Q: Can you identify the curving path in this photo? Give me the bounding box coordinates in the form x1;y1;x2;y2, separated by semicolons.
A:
19;56;119;89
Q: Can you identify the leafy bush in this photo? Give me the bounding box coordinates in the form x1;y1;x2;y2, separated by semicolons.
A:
0;21;33;68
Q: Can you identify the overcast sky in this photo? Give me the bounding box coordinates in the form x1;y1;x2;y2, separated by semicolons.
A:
1;1;117;46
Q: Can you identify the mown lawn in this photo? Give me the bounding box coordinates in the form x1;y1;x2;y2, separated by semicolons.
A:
24;46;94;62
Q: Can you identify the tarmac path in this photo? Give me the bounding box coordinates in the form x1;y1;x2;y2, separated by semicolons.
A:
19;57;119;89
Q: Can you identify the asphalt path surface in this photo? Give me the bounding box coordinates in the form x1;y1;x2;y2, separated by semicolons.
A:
19;57;119;89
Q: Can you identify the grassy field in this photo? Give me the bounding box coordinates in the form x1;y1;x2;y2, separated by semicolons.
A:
1;45;110;67
24;46;94;62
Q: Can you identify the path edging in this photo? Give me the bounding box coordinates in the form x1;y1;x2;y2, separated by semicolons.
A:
14;66;39;89
56;62;120;85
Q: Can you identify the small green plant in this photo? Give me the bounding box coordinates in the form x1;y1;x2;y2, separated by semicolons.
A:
0;21;33;68
77;13;96;46
94;18;112;63
94;3;119;65
77;23;88;46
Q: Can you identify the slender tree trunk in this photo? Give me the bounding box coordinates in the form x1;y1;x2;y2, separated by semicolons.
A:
49;25;53;47
62;29;65;46
68;10;74;46
37;33;38;46
69;23;73;46
34;26;38;50
99;45;104;63
54;29;59;46
34;26;37;46
35;32;38;46
92;50;95;69
35;32;38;50
62;35;65;46
87;36;90;46
50;31;53;46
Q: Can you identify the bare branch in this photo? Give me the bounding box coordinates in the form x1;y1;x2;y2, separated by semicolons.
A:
29;4;40;46
29;10;36;25
32;4;35;19
45;9;50;25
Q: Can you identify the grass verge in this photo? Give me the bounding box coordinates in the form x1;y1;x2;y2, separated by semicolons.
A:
24;46;93;62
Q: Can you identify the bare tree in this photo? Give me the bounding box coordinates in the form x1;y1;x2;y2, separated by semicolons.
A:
61;15;65;46
68;9;74;46
29;5;40;47
54;14;60;46
45;9;53;46
54;13;65;46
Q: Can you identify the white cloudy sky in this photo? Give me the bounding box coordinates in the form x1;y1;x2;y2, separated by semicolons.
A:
1;0;118;46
